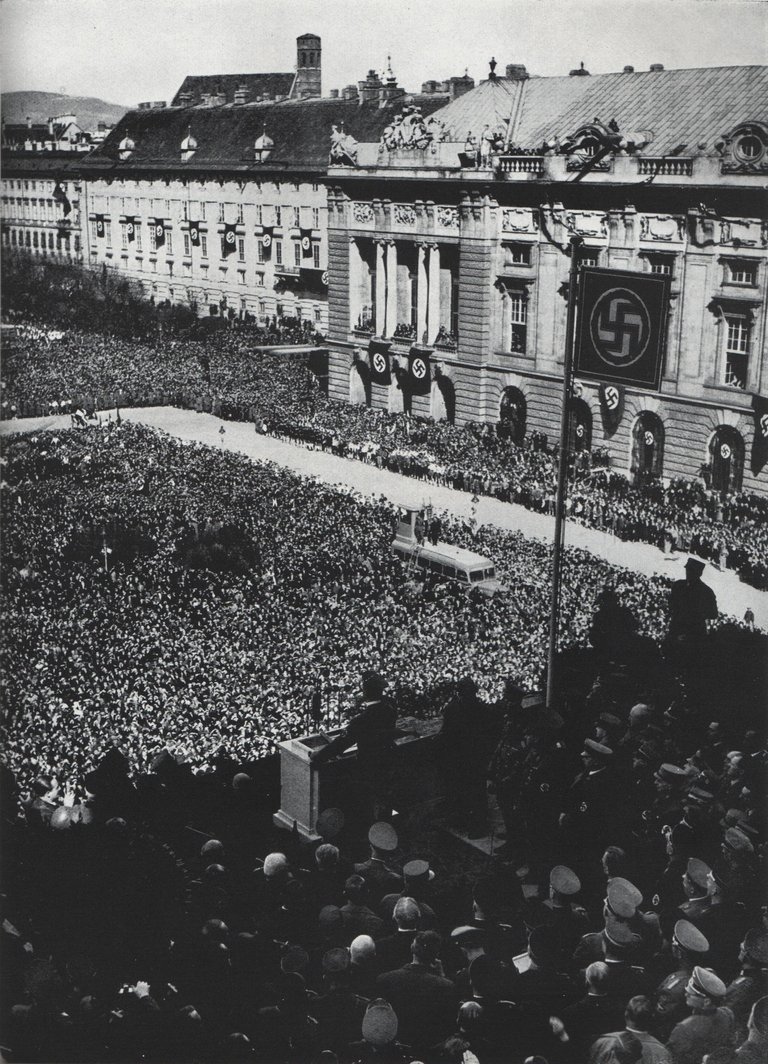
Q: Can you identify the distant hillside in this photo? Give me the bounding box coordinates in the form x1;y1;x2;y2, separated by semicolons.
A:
1;91;129;130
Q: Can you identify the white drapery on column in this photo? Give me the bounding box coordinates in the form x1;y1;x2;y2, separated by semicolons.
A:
385;241;397;338
417;243;428;343
427;243;441;345
375;240;386;336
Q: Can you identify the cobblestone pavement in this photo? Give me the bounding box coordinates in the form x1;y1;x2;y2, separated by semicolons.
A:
3;406;766;630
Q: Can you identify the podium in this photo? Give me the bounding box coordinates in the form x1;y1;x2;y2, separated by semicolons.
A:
272;719;443;841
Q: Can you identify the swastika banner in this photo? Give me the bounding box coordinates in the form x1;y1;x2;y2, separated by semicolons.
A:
752;394;768;471
575;268;670;390
408;347;431;395
369;341;391;385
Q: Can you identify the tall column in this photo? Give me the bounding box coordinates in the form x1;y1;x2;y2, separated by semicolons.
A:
375;240;386;336
427;243;441;345
417;243;428;343
385;240;397;338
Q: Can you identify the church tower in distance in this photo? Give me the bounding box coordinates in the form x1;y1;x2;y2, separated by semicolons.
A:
292;34;322;99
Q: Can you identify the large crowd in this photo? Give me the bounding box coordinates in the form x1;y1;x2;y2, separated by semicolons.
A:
2;321;768;590
1;420;766;1063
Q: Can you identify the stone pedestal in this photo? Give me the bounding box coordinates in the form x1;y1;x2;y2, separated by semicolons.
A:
272;732;338;841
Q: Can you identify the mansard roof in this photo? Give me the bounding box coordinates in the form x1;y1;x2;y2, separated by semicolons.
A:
85;94;447;174
434;65;768;155
170;73;296;107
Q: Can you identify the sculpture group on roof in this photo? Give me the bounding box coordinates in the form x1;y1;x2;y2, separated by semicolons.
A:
329;124;358;165
380;106;448;151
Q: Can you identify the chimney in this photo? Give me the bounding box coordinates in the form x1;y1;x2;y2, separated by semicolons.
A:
649;63;664;71
358;69;383;103
342;84;358;101
449;72;475;99
623;65;635;73
48;118;54;135
569;61;591;76
505;64;529;81
26;116;32;129
179;91;193;106
153;100;167;108
422;80;437;94
291;33;322;99
329;88;339;99
234;84;248;105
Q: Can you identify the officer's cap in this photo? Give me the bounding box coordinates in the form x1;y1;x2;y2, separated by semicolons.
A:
584;739;613;760
403;859;435;884
322;947;350;974
686;857;712;891
362;1001;398;1046
687;787;715;805
550;865;580;896
724;827;754;853
743;928;768;966
598;712;623;731
688;965;726;999
636;742;659;764
603;916;641;951
368;821;398;852
451;925;486;947
606;878;641;919
655;763;687;784
673;920;709;955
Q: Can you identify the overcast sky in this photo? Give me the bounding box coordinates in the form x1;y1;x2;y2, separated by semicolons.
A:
1;0;765;105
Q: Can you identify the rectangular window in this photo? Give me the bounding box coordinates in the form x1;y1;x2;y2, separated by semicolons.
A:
724;314;750;389
121;224;128;250
509;292;527;353
312;207;320;229
726;260;758;286
274;205;282;227
275;239;283;265
184;233;190;256
647;254;674;276
105;220;112;246
149;225;157;252
257;241;265;264
166;230;173;256
256;204;263;225
135;225;142;252
182;201;189;221
314;306;322;323
255;271;265;287
238;237;245;261
276;302;284;316
312;243;321;269
506;243;531;266
165;199;170;215
293;206;301;228
577;248;600;269
135;198;140;213
259;300;266;315
218;203;225;223
201;234;208;258
237;203;244;224
293;241;302;266
238;269;246;285
200;201;206;221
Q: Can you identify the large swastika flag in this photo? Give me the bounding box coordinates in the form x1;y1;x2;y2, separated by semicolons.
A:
575;267;670;390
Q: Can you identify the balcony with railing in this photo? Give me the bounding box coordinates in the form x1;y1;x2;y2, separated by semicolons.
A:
496;154;544;176
637;157;694;178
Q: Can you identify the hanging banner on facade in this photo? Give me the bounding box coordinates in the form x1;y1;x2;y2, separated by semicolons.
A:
299;228;314;258
598;382;624;434
752;393;768;470
408;348;431;395
152;219;165;248
221;223;237;257
369;341;391;385
53;182;72;216
124;216;136;243
188;221;201;247
575;267;670;390
261;226;274;258
95;214;105;239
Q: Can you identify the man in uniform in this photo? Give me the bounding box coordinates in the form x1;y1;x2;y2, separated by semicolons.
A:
542;865;590;957
666;558;718;667
353;822;402;906
666;966;734;1064
653;920;710;1041
734;995;768;1063
559;739;618;864
725;928;768;1043
310;670;397;822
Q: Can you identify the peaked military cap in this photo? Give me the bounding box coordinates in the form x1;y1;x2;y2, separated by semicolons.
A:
599;712;623;730
687;787;715;805
368;821;398;852
688;965;726;999
655;763;688;784
584;739;613;759
451;925;486;946
550;865;581;896
686;857;712;891
604;916;641;950
403;858;435;883
724;827;754;853
606;878;641;919
673;920;709;955
362;1001;398;1046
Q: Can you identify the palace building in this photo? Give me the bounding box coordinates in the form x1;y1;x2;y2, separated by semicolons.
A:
325;63;768;494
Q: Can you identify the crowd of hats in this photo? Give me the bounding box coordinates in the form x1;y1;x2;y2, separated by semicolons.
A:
3;317;768;589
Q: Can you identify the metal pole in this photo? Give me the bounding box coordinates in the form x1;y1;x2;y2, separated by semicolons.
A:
546;235;583;709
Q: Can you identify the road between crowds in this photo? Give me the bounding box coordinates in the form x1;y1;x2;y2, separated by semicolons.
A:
2;405;767;631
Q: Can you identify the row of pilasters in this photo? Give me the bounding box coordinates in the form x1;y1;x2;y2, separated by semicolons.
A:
370;239;441;344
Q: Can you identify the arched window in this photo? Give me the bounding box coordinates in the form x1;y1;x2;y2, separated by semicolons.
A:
349;361;371;407
631;412;665;483
499;387;526;444
710;426;744;493
431;375;455;424
568;398;592;453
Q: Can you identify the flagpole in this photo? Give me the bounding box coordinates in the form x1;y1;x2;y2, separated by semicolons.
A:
546;235;583;710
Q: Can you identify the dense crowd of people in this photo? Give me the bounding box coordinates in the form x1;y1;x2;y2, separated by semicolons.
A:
1;419;766;1062
2;320;767;590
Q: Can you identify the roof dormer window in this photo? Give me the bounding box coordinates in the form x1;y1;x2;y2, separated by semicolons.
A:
254;130;274;163
181;129;198;162
118;134;135;160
